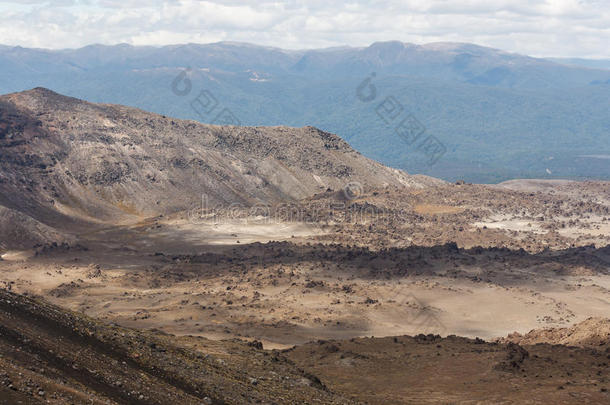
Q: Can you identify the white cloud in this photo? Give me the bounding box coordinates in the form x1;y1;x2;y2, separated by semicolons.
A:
0;0;608;57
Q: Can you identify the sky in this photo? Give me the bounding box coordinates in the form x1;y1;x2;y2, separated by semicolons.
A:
0;0;609;58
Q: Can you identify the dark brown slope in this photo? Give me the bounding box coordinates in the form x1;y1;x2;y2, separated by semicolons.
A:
0;87;439;248
284;334;610;404
0;288;353;404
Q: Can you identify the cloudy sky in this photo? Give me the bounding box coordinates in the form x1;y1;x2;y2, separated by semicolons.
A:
0;0;608;58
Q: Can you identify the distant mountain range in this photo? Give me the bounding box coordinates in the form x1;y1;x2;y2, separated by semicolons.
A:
549;57;610;70
1;41;609;183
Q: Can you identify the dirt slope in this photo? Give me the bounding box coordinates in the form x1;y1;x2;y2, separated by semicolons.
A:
0;204;73;250
0;288;353;404
285;334;610;404
1;287;607;404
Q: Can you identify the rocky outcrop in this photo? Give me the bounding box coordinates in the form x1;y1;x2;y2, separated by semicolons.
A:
498;317;610;350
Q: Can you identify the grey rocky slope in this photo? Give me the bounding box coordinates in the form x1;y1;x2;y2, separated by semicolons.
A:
0;87;437;248
0;205;73;250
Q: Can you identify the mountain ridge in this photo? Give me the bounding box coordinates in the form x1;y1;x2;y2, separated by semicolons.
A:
0;87;437;248
4;40;607;69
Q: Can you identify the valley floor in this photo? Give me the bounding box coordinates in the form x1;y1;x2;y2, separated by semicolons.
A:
1;180;609;403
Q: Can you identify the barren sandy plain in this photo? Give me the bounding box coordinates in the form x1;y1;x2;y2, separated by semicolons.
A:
2;181;608;351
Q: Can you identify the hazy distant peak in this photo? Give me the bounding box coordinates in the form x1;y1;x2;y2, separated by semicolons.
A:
368;40;410;48
211;41;287;51
422;42;498;52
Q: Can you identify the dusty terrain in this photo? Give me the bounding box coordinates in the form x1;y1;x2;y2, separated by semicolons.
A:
2;289;607;404
285;333;609;404
0;88;608;403
0;288;353;404
2;181;608;348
